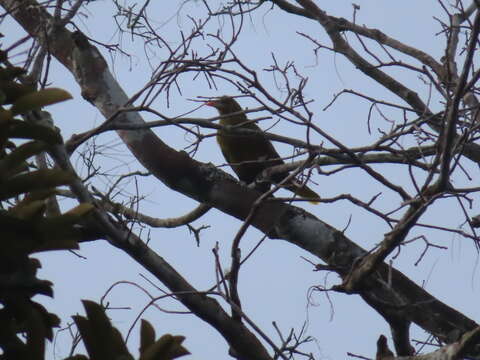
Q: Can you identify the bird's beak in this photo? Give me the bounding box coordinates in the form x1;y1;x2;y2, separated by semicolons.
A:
205;100;217;107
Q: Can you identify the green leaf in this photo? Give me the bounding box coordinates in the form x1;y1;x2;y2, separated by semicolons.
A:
140;320;156;354
0;169;76;201
8;119;63;144
0;141;47;178
0;79;35;105
9;200;46;220
140;334;189;360
11;88;72;115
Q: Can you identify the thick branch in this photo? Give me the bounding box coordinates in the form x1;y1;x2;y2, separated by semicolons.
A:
271;0;480;164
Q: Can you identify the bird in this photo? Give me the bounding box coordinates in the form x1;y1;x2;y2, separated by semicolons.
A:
205;96;319;203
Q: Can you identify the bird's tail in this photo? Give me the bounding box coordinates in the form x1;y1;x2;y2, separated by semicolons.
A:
285;183;319;204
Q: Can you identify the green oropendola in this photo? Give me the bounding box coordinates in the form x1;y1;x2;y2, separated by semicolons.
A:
205;96;319;203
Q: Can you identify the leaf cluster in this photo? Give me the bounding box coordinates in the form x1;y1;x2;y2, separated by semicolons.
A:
68;301;189;360
0;57;190;360
0;61;84;360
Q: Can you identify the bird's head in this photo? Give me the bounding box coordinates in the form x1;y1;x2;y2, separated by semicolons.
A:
205;96;242;115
